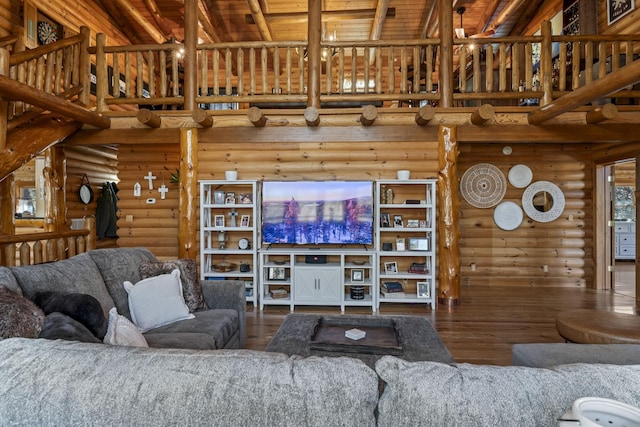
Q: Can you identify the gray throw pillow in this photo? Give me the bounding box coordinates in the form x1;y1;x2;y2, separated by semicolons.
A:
139;259;208;312
0;285;45;339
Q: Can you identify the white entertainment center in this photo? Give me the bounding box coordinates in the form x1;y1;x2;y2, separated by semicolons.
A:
200;179;436;311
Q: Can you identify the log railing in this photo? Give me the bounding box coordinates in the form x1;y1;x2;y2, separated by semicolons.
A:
89;30;640;111
0;217;96;267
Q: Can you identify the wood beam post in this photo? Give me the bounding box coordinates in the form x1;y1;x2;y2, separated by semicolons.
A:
0;48;8;151
248;106;267;127
437;124;460;306
540;20;553;107
42;145;67;232
304;106;320;127
415;105;435;126
586;103;618;124
528;58;640;124
193;108;214;128
183;0;198;111
360;105;377;126
179;128;198;259
0;175;15;265
78;27;91;107
470;104;495;125
438;0;454;107
95;33;108;113
307;0;322;109
137;109;162;128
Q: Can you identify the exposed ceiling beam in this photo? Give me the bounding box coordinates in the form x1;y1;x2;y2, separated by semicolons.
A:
142;0;174;36
369;0;390;40
246;0;274;41
472;0;526;38
246;8;396;25
112;0;166;43
197;5;222;43
419;0;437;38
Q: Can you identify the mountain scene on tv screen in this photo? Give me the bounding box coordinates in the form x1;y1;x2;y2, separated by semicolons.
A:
262;184;373;244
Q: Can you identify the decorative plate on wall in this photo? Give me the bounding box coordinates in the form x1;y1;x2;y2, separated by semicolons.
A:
460;163;507;208
493;201;523;231
508;164;533;188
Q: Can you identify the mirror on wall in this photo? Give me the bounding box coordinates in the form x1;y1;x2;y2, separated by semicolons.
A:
533;191;553;212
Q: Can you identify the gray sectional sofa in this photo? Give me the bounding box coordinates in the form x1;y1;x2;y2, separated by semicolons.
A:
1;338;640;426
0;247;245;349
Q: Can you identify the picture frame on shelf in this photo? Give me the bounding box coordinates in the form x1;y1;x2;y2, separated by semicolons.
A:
241;215;250;227
408;237;429;251
214;215;225;227
417;281;430;298
384;261;398;274
396;238;405;251
406;219;419;228
268;266;287;280
214;190;225;205
239;193;253;204
225;192;235;204
351;269;364;282
380;212;391;228
393;215;403;228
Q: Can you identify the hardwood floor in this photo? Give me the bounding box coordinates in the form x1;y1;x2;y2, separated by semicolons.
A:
245;285;637;366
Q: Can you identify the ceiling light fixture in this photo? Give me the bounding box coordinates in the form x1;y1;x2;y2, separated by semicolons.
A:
455;7;466;39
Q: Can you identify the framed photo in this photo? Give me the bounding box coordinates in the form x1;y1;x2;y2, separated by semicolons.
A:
241;215;250;227
268;266;286;281
393;215;403;228
225;192;235;204
608;0;634;25
409;237;429;251
380;212;391;228
214;190;225;205
406;219;419;228
417;281;430;298
351;269;364;282
214;215;225;227
384;261;398;274
239;193;253;204
396;238;405;251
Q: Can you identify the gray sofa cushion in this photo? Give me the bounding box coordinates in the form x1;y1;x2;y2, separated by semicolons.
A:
9;253;114;317
144;332;217;350
376;356;640;427
0;267;21;295
143;309;238;349
87;247;157;319
39;312;102;344
0;338;379;427
513;343;640;367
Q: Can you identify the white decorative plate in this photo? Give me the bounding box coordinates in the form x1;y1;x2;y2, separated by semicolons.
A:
508;164;533;188
493;201;523;231
460;163;507;208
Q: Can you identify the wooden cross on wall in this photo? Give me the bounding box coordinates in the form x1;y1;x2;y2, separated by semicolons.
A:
144;171;157;189
158;184;169;200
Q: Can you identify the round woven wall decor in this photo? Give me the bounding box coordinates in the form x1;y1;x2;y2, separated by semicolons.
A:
460;163;507;208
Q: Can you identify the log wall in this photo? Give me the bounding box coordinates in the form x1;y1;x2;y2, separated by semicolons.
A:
113;132;595;288
458;143;594;287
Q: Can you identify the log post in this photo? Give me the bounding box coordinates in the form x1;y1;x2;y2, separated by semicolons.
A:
0;175;15;266
95;33;108;112
438;0;453;107
586;103;617;124
84;215;96;251
304;106;320;127
360;105;377;126
78;26;91;107
540;20;553;107
437;124;460;306
183;0;197;111
415;104;435;126
470;104;495;125
42;146;67;232
0;48;7;151
193;108;214;127
307;0;322;109
179;128;198;259
248;106;268;127
137;109;162;128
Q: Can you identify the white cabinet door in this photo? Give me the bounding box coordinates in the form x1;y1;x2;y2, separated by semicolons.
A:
294;266;341;303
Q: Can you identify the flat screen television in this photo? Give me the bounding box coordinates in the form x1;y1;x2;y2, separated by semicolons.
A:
262;181;374;245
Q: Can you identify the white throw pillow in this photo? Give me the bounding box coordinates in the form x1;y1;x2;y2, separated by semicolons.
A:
103;307;148;347
123;269;194;332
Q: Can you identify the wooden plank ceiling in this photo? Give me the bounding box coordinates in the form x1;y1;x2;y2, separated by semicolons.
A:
96;0;563;46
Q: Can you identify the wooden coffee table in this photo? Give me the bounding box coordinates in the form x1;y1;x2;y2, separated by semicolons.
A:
265;313;454;367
